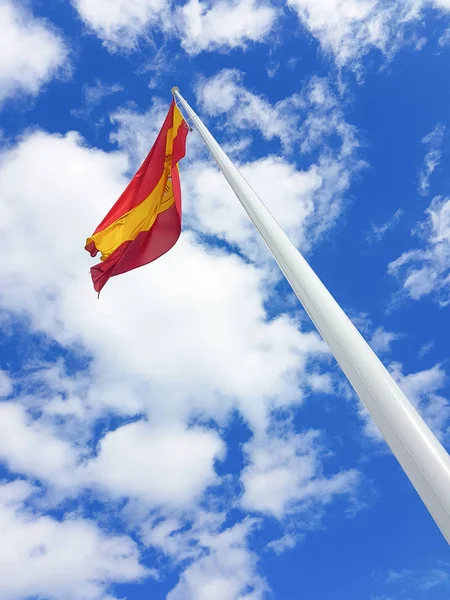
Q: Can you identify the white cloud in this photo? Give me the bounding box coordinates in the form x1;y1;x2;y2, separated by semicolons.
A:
370;327;400;353
197;68;303;149
183;156;322;260
0;98;363;597
192;71;363;258
0;402;79;487
286;0;395;69
139;511;269;599
167;519;267;600
286;0;450;71
85;420;225;507
143;510;226;561
72;0;276;53
197;70;359;154
419;341;434;358
0;370;13;397
84;80;124;106
109;99;170;170
307;372;334;394
418;568;449;591
385;565;449;593
419;123;445;195
197;69;244;114
434;0;450;9
178;0;277;54
266;533;302;554
438;26;450;45
0;124;330;443
72;79;124;120
67;0;450;62
0;0;67;105
72;0;169;50
367;209;403;244
241;431;359;518
388;196;450;305
0;480;147;600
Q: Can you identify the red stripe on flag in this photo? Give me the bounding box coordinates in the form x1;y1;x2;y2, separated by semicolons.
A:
90;202;181;294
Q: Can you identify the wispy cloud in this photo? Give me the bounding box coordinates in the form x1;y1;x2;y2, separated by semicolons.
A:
266;533;304;555
388;196;450;306
194;70;364;256
367;209;404;244
385;565;450;594
419;123;445;196
71;79;124;120
419;341;434;358
285;0;450;74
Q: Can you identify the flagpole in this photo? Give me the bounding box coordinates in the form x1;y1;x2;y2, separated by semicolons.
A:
172;87;450;542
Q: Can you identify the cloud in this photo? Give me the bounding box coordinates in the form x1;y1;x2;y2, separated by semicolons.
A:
0;402;79;488
71;0;169;50
138;511;269;599
286;0;397;70
418;568;449;591
178;0;277;54
0;86;365;597
0;391;224;508
419;123;445;196
369;326;400;353
286;0;450;72
0;370;13;397
0;481;147;600
166;519;267;600
307;371;334;394
385;565;450;593
367;209;403;244
183;156;322;260
419;341;434;358
439;26;450;46
241;430;359;519
192;71;363;258
72;0;277;54
266;533;303;554
67;0;450;62
197;70;359;154
109;99;170;170
71;79;124;120
0;125;333;442
0;117;339;455
84;420;225;507
388;196;450;305
0;0;67;105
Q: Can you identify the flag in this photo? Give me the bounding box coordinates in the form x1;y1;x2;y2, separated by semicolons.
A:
85;99;188;293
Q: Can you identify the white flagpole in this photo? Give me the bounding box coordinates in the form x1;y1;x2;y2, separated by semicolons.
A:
172;88;450;543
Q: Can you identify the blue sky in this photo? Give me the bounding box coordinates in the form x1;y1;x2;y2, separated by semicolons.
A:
0;1;449;599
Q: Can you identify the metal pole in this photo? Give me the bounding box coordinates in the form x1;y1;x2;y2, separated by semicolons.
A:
173;87;450;542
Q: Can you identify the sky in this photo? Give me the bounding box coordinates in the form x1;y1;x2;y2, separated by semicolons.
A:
0;1;450;599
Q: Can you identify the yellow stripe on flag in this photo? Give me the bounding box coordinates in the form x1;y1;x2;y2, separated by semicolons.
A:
89;117;184;261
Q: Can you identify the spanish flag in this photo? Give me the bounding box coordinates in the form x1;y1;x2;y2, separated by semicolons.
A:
85;100;188;293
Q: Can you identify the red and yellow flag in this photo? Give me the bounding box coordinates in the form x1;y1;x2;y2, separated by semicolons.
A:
85;100;188;293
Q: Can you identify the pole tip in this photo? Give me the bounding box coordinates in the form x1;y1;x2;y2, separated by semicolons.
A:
171;86;180;96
